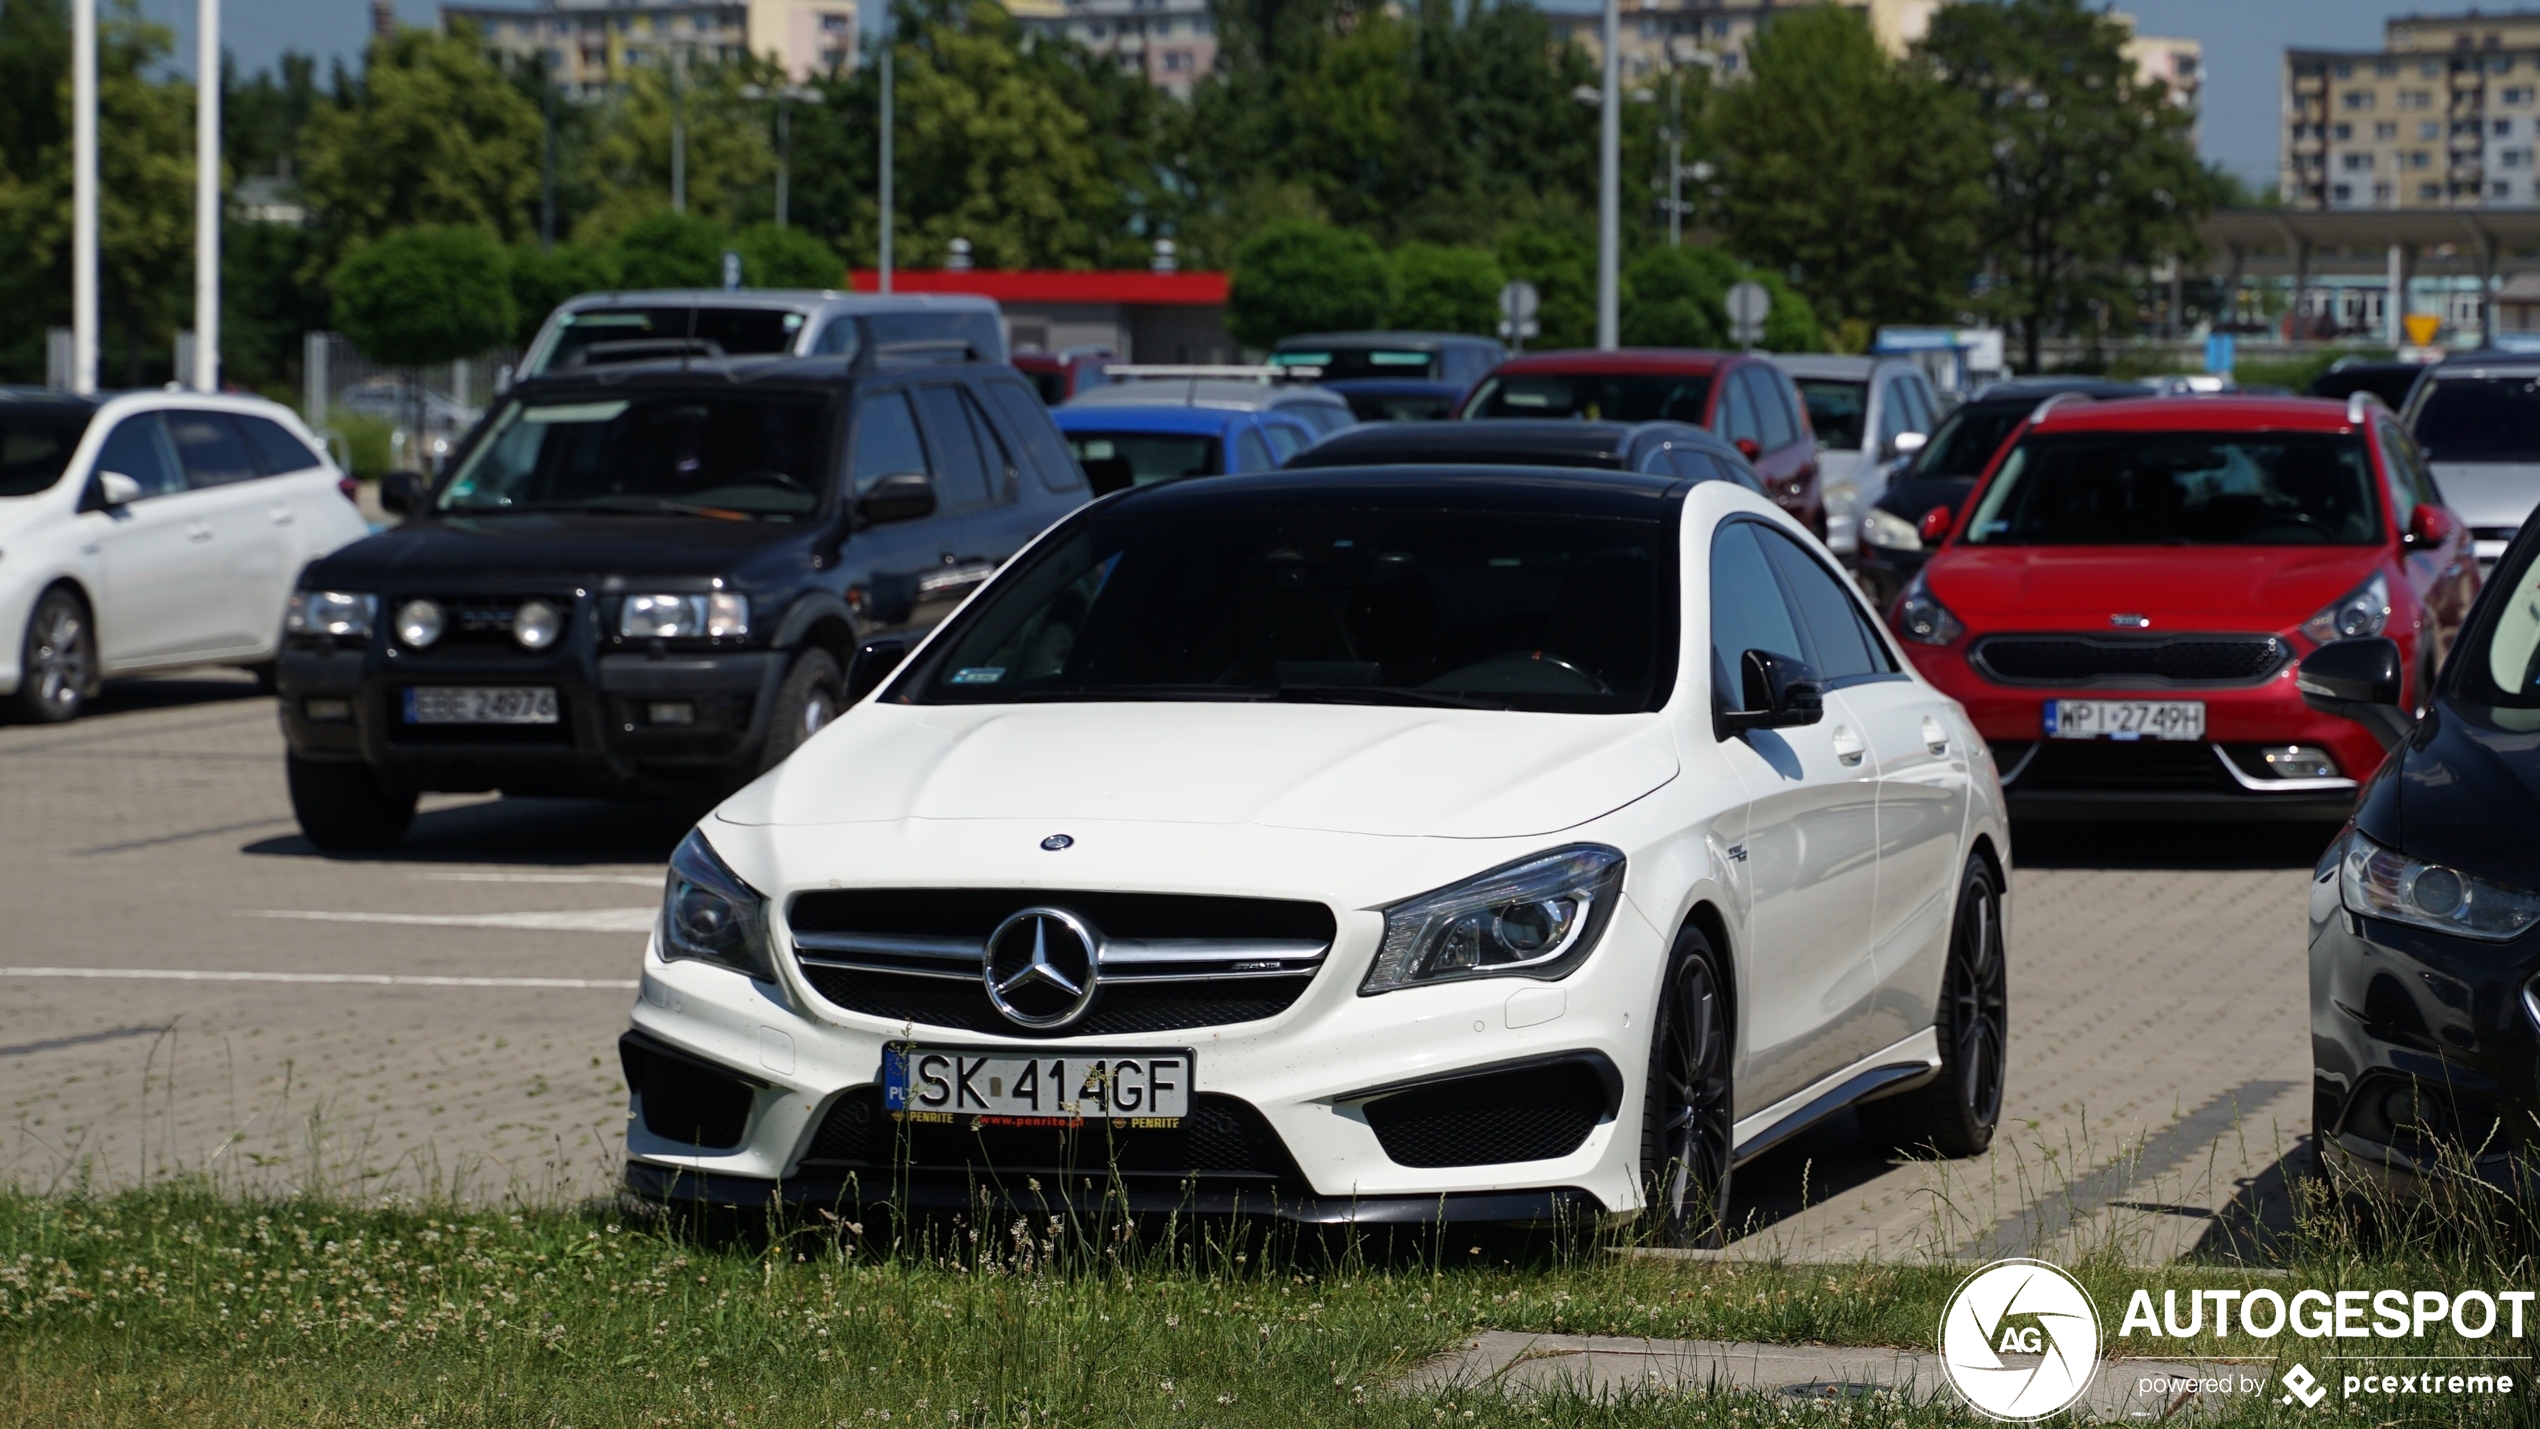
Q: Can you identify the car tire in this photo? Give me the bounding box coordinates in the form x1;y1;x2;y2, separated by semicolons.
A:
1861;856;2007;1158
1642;924;1736;1248
288;753;417;852
246;661;279;695
760;648;842;772
6;586;96;724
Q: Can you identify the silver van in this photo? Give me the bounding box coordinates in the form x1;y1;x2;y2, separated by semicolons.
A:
516;291;1006;380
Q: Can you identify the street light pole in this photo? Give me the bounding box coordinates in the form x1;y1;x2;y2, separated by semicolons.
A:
539;61;556;249
878;37;893;293
1596;0;1619;350
193;0;219;391
775;96;790;227
1666;64;1680;249
671;47;687;215
71;0;97;394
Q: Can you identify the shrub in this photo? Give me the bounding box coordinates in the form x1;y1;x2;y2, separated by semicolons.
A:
1226;222;1394;350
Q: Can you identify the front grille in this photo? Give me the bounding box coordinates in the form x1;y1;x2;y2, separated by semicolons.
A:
789;889;1336;1037
1364;1061;1612;1168
397;595;574;658
1997;740;2235;794
802;1086;1300;1186
1970;634;2288;688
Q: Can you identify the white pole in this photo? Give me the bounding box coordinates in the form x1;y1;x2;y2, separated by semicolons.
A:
877;40;893;293
71;0;98;394
193;0;219;392
1596;0;1619;350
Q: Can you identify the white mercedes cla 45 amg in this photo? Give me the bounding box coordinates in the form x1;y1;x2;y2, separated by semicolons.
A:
620;465;2010;1241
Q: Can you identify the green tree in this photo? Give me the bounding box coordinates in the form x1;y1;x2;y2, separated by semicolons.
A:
1225;221;1393;349
1919;0;2223;371
733;223;840;288
1711;5;1985;329
1621;246;1821;352
507;240;618;346
1494;222;1592;350
331;225;516;365
298;24;542;250
1387;243;1501;335
611;211;726;290
571;59;775;241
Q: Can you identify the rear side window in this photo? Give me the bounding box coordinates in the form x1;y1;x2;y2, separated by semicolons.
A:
1236;429;1276;472
166;411;260;487
1756;525;1890;683
959;388;1014;499
986;381;1087;493
1260;421;1305;463
1710;522;1808;711
1718;375;1760;445
849;392;928;497
234;414;322;474
1749;369;1799;451
91;413;184;498
914;386;993;509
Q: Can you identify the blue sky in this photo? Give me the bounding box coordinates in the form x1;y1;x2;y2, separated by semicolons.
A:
158;0;2386;188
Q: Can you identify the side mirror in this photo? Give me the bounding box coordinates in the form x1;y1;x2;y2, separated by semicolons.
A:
1890;430;1928;458
88;470;142;510
1733;437;1763;461
1917;504;1956;544
379;470;428;516
2406;504;2455;547
844;637;909;703
2297;636;2413;749
1720;649;1824;734
857;472;937;525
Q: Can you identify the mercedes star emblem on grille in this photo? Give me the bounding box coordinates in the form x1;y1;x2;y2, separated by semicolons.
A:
982;906;1101;1028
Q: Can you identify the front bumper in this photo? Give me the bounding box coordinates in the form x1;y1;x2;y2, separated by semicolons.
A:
2309;858;2540;1198
278;635;785;797
1908;643;2382;821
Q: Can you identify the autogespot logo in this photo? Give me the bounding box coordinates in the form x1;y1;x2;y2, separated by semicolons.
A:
1939;1259;2103;1421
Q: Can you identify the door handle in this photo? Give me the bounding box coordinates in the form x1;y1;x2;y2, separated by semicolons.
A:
1922;715;1949;756
270;505;294;526
1831;724;1865;766
185;521;213;543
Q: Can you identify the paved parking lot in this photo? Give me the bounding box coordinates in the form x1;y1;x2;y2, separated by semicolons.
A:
1;674;2329;1258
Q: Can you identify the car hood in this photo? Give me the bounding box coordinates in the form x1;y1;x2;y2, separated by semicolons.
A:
715;701;1680;838
1925;545;2382;632
300;511;798;585
2358;702;2540;890
2427;461;2540;530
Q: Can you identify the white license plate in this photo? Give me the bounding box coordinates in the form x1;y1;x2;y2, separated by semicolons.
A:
403;686;560;725
2044;699;2205;741
882;1047;1191;1123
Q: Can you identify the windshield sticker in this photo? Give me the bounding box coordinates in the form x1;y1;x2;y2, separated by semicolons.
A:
950;667;1006;684
521;402;630;424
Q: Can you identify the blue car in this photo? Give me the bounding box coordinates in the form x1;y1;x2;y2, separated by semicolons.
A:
1053;403;1320;496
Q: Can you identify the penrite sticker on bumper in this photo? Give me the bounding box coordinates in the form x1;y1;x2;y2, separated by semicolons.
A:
882;1045;1192;1122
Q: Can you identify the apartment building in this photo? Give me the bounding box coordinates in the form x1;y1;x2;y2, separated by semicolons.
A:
445;0;856;92
1003;0;1217;98
2284;10;2540;210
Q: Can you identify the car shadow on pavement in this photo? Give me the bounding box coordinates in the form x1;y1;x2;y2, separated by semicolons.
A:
243;795;706;866
2013;819;2341;872
79;669;270;718
1720;1109;1911;1248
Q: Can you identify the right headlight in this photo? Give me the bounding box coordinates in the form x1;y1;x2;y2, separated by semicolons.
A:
1361;845;1624;994
659;830;775;979
1861;507;1924;552
621;592;749;641
2340;830;2540;943
1895;573;1966;646
2303;572;2391;645
285;590;375;638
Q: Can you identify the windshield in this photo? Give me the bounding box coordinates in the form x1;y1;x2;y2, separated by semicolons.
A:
1271;347;1439;380
529;307;805;374
1063;431;1221;496
1965;432;2381;546
1908;404;2027;480
2464;534;2540;708
436;393;831;518
2413;376;2540;462
0;409;92;497
1343;390;1457;422
1794;379;1866;451
1464;373;1711;423
905;504;1677;714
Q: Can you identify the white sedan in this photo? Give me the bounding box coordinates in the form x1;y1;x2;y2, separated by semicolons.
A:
619;464;2010;1241
0;391;369;722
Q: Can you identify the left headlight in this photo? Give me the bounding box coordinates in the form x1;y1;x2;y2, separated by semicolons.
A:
659;829;775;979
1362;845;1625;994
1895;573;1966;646
2339;830;2540;943
1861;507;1923;553
621;592;749;641
2303;572;2391;645
285;590;375;638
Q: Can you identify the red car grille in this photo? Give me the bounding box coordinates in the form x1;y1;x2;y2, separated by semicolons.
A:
1970;634;2288;688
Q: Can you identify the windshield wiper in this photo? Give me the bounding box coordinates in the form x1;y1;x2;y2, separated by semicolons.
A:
572;495;754;520
1274;684;1509;711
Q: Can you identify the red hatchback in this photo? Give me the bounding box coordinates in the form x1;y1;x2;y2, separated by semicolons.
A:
1894;394;2480;821
1460;349;1824;531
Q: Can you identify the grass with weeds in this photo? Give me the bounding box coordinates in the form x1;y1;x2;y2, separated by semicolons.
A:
3;1178;2537;1426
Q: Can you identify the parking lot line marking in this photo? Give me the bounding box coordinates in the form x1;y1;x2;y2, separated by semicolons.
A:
237;908;657;932
0;966;636;990
422;872;666;887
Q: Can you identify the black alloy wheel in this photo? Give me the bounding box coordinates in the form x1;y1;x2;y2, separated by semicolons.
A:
1643;927;1735;1248
7;586;95;723
1861;858;2007;1157
761;648;842;772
